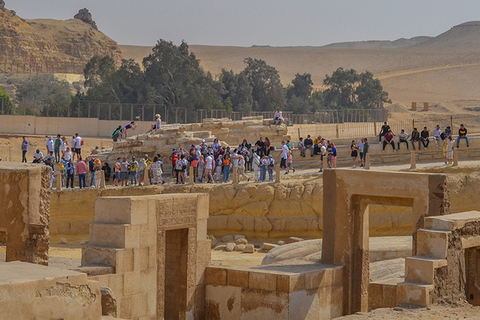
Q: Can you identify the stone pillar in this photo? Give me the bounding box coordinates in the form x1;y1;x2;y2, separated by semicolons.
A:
55;172;62;191
275;164;280;183
144;168;150;186
410;151;416;169
365;154;370;170
100;170;106;188
411;102;417;111
189;166;194;184
232;166;238;185
423;102;429;111
453;148;459;166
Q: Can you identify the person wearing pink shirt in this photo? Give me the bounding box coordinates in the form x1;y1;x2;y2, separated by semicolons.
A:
76;157;87;189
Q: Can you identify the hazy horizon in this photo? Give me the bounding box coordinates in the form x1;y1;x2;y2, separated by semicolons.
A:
6;0;480;47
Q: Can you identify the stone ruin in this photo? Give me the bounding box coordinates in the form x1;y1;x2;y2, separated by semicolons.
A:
2;162;480;318
74;8;98;30
0;1;5;10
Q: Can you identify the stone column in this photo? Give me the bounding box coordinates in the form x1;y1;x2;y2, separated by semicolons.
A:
411;102;417;111
189;166;194;184
423;102;429;111
144;168;150;186
275;164;280;183
232;166;238;185
100;170;106;188
453;148;459;166
55;172;62;191
410;151;416;169
322;156;328;170
365;154;370;170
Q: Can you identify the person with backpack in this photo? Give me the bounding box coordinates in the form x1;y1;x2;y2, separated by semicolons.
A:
112;126;122;142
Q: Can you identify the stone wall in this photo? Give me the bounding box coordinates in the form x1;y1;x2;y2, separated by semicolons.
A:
49;171;480;244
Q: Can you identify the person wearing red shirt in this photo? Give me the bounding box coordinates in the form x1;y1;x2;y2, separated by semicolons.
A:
76;157;88;188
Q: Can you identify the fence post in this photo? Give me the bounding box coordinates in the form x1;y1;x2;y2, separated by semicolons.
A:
453;148;459;167
412;119;415;130
336;125;339;139
410;151;416;169
109;104;112;121
100;170;106;189
77;100;80;118
232;166;238;185
189;166;194;185
450;116;453;131
275;164;281;183
131;104;134;120
56;172;62;191
373;122;377;136
365;154;370;170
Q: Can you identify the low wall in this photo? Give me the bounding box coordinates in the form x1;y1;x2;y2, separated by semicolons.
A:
49;170;480;244
0;114;153;137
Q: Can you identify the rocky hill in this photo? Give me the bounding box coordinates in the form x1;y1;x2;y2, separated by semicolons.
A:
0;6;122;74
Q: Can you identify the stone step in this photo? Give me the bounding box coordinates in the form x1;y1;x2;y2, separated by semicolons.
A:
424;211;480;231
416;229;449;259
81;245;123;267
71;264;115;276
396;282;434;307
405;256;447;284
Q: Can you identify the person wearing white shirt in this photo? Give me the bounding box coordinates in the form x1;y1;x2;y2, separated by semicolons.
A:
46;136;54;153
433;124;442;148
279;140;289;173
397;129;410;151
204;154;214;183
64;147;73;162
74;133;82;161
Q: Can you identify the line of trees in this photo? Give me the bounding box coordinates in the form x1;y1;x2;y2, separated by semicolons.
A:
3;39;391;116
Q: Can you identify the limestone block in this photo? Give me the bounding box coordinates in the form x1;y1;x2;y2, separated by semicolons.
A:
416;229;449;259
396;282;434;307
227;269;250;287
254;217;272;232
243;244;255;254
205;285;242;319
214;245;226;251
235;238;248;245
234;244;246;251
276;273;305;293
234;201;269;216
262;239;321;265
133;247;150;272
206;267;227;286
221;235;234;242
262;243;278;252
226;243;235;252
405;256;447;284
240;288;289;319
248;272;277;291
94;197;149;225
227;217;243;231
82;246;121;267
208;216;229;231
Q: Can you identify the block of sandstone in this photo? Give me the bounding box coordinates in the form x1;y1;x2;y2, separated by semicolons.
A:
262;239;322;265
225;243;236;252
234;244;246;251
243;244;255;253
221;235;234;243
235;238;248;245
261;243;279;252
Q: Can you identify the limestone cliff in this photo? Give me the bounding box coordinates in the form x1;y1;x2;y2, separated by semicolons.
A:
0;7;122;74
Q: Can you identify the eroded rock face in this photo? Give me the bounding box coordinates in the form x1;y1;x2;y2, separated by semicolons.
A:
101;286;117;317
0;1;5;10
74;8;98;30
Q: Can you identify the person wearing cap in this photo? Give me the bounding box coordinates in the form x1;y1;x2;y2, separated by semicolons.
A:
130;156;139;186
33;149;44;163
46;136;54;155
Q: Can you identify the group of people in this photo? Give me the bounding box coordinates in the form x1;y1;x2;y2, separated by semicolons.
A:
111;114;163;142
379;121;470;165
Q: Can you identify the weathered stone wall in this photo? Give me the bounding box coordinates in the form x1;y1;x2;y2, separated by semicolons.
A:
49;171;480;243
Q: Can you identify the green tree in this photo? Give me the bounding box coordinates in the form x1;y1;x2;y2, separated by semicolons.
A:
0;86;15;114
287;73;313;100
219;69;253;113
240;58;285;111
322;67;390;109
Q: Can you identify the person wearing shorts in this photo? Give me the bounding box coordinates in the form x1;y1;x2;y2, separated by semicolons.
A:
120;157;129;186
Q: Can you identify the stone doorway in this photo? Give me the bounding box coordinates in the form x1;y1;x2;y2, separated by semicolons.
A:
164;228;189;320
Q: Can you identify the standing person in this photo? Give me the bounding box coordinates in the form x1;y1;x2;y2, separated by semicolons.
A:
273;108;284;125
120;157;130;186
410;128;420;150
54;134;62;163
21;136;29;163
379;121;390;143
93;159;102;188
46;136;54;155
446;135;455;166
88;158;96;187
267;155;275;181
70;135;76;157
433;125;442;148
113;158;121;186
176;155;187;184
189;153;199;183
65;159;75;188
150;156;163;185
358;138;365;168
457;124;469;147
237;155;250;182
169;149;178;181
204;152;214;183
74;133;83;161
363;138;369;169
397;129;410;151
330;142;337;168
61;136;67;159
298;138;305;157
260;156;268;181
129;156;138;186
123;121;137;139
351;140;358;168
280;140;289;174
102;162;112;182
382;130;396;152
76;157;87;189
253;153;261;182
112;126;122;142
442;138;448;164
286;150;295;174
215;155;223;183
64;147;73;162
326;140;332;168
420;127;430;150
304;135;314;157
137;158;146;186
222;154;231;183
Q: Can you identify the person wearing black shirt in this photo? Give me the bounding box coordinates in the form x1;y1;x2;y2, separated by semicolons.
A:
410;128;420;150
379;121;390;143
255;137;265;157
420;127;430;150
457;124;469;147
303;135;314;157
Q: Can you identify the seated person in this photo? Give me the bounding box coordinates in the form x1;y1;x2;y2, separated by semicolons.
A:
147;114;162;134
273;109;284;125
397;129;410;150
420;127;430;150
457;124;469;147
444;126;452;138
382;129;396;152
33;149;44;163
433;124;442;148
410;128;420;150
303;135;314;157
